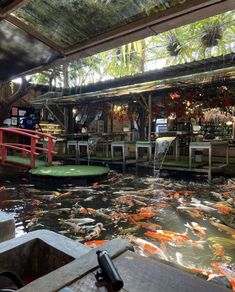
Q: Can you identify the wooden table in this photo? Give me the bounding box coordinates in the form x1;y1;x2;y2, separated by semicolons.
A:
189;141;229;183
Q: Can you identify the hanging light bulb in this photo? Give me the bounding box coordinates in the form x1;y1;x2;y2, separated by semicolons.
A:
168;112;176;120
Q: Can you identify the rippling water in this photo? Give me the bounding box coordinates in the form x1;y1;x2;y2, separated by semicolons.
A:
0;172;234;288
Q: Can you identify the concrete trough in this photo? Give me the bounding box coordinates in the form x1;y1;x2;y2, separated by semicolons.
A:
0;212;15;243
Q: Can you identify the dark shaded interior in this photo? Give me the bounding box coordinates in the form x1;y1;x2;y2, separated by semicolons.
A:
0;238;74;288
0;20;62;81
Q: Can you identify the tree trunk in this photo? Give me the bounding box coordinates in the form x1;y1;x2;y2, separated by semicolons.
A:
0;79;32;126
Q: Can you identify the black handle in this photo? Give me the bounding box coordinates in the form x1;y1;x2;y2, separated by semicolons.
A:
96;250;124;291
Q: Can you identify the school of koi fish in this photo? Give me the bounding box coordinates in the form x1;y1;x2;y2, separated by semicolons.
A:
0;172;235;290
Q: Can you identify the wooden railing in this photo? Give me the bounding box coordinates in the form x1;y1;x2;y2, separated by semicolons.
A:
0;128;57;169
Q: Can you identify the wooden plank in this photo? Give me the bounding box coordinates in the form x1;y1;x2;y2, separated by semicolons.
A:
6;15;65;54
0;0;30;17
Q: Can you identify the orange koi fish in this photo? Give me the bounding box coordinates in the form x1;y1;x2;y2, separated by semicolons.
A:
84;240;108;248
58;191;72;199
176;252;215;280
211;262;235;291
116;195;134;207
169;192;180;200
212;243;224;258
185;222;206;239
184;209;203;219
145;230;205;249
144;231;173;244
136;221;162;231
73;203;88;215
210;221;235;239
0;186;5;193
213;203;232;215
33;199;41;206
131;237;168;261
87;208;97;214
128;213;154;222
181;191;195;196
158;203;172;208
139;206;156;213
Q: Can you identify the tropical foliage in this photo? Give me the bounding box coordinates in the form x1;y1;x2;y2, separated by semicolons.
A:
28;10;235;87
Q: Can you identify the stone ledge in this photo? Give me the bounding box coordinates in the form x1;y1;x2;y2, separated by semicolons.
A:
0;212;15;243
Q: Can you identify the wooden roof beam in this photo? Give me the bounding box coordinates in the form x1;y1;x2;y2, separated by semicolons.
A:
65;0;235;57
6;15;65;55
0;0;31;17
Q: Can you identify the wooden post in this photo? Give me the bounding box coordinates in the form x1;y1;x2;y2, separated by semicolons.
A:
30;137;36;168
68;105;74;134
63;63;69;88
64;107;68;135
148;94;152;142
47;137;53;165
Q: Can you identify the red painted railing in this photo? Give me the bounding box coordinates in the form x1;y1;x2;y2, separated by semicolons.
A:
0;128;57;169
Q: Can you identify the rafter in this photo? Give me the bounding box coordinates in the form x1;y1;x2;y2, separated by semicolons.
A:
6;15;65;55
0;0;31;17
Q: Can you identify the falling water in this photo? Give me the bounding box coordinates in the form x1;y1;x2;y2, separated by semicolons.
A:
153;137;176;177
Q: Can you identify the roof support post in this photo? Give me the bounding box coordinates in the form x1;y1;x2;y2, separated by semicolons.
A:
148;94;152;142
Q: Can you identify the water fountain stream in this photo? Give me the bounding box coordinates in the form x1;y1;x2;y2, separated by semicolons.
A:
153;137;176;177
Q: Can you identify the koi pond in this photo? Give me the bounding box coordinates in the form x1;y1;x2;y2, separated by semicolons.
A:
0;172;234;290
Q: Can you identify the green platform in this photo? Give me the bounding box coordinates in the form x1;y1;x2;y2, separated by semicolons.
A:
30;165;110;178
0;155;48;168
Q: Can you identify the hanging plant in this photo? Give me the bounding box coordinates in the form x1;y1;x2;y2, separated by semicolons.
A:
166;32;181;56
201;22;222;48
110;104;129;123
170;92;181;100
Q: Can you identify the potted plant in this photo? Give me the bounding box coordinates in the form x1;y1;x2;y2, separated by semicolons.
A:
201;21;222;48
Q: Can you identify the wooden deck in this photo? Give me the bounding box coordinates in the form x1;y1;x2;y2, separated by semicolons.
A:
57;152;231;183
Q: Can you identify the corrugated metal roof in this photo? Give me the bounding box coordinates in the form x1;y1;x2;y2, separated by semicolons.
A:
13;0;186;48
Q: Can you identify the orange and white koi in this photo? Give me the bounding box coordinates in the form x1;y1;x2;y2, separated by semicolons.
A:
145;230;205;249
72;204;88;216
84;240;108;248
176;252;216;280
131;237;168;261
139;206;156;213
182;209;203;219
85;223;104;240
33;199;41;206
135;221;162;231
213;203;232;215
210;221;235;239
128;213;154;222
185;222;206;239
58;191;72;199
0;186;6;193
60;221;97;234
211;262;235;291
211;243;224;258
116;195;134;207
